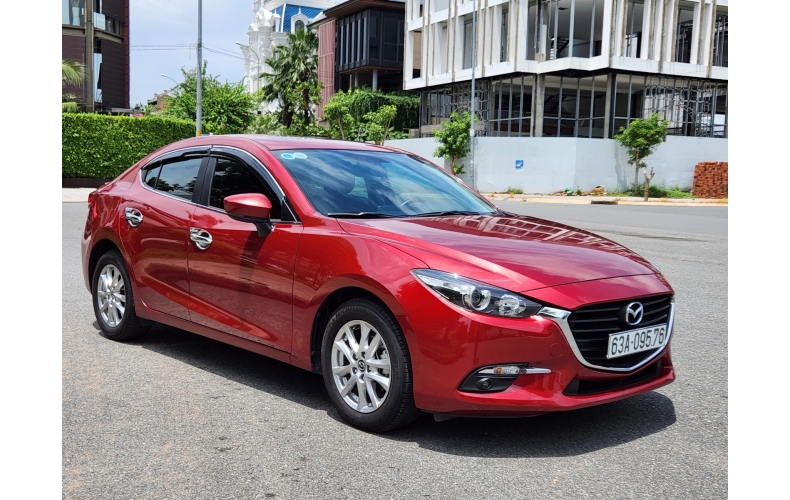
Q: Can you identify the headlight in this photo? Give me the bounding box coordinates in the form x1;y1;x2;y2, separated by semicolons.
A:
411;269;542;318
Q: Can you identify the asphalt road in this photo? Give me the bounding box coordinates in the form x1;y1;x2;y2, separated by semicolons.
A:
63;202;727;499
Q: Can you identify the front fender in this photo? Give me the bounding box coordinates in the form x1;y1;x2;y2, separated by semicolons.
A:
290;217;436;369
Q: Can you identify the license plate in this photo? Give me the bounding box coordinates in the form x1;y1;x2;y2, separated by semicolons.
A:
607;324;669;359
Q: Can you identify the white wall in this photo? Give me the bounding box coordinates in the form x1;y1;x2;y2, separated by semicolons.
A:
385;136;729;193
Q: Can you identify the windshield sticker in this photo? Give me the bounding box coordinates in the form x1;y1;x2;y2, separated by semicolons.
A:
294;152;308;159
280;153;295;160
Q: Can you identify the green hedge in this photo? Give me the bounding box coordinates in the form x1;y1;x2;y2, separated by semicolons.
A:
62;114;195;178
343;89;420;133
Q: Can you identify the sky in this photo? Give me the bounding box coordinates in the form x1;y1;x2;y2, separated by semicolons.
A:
130;0;252;107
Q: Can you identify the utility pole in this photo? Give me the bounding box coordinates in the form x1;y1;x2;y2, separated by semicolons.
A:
469;0;477;187
196;0;203;136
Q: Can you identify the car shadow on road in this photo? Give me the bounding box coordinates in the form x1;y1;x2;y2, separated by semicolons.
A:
377;391;676;458
101;322;677;459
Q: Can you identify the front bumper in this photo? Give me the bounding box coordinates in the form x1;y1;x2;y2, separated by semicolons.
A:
403;274;676;415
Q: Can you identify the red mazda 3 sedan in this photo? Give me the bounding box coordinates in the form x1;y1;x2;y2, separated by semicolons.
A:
82;135;675;431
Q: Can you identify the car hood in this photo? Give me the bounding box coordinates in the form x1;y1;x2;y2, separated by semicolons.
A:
337;214;659;291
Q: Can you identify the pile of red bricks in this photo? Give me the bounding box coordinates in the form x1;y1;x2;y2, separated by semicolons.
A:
692;162;728;198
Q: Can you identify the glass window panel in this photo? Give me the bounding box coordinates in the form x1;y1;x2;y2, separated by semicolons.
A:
577;120;591;138
543;118;559;137
614;74;631;118
143;164;161;188
592;75;607;118
209;158;280;219
675;6;694;63
520;118;532;137
544;75;562;121
526;3;537;60
154;158;202;200
463;17;473;69
629;75;645;120
613;118;628;136
591;118;605;138
578;77;593;120
560;77;578;119
560;119;576;137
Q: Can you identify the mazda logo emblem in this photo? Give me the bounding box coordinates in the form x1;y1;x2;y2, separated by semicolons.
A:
624;302;644;325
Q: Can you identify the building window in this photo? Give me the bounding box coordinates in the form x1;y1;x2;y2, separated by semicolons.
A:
615;73;728;138
675;5;694;63
462;16;473;69
624;1;644;58
488;76;534;137
500;5;509;62
295;20;305;32
712;11;728;67
543;74;606;138
538;0;603;61
421;82;490;134
93;38;102;104
62;0;85;26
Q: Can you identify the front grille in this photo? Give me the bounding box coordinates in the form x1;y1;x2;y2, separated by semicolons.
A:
563;360;664;396
567;294;673;369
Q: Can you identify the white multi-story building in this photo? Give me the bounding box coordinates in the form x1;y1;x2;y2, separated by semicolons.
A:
239;0;337;111
403;0;727;139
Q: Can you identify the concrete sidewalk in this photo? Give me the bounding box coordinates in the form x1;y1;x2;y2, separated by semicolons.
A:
483;193;728;207
62;188;727;207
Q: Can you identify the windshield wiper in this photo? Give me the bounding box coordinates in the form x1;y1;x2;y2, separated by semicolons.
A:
326;212;400;218
413;210;485;217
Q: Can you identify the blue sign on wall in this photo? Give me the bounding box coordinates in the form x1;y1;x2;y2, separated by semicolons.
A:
515;160;524;170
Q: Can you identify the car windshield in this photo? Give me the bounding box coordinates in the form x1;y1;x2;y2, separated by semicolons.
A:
275;149;498;217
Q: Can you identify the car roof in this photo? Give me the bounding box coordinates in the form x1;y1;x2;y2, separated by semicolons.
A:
236;135;393;152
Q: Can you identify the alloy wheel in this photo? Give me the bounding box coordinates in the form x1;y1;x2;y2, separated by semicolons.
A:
331;320;391;413
97;264;126;328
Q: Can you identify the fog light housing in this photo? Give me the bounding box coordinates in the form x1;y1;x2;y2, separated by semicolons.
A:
458;364;551;393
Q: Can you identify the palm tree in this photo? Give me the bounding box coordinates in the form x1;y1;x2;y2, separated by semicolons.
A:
260;29;319;129
62;59;85;112
62;59;84;86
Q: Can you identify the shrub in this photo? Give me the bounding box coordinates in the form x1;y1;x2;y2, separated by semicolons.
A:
323;88;419;138
63;114;194;179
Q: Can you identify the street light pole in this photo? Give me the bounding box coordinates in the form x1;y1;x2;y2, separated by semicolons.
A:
196;0;203;136
236;41;261;93
161;74;178;87
469;0;477;187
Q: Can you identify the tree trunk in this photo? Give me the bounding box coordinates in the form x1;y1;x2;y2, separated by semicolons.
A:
643;167;655;202
633;154;640;195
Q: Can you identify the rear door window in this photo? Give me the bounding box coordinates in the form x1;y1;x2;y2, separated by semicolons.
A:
150;158;203;200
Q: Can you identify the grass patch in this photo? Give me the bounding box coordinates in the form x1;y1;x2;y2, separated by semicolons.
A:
507;187;524;194
611;182;694;199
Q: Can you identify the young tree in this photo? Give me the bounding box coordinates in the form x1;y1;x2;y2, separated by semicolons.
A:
163;62;263;134
260;29;321;130
433;111;472;175
360;105;397;145
323;90;357;140
614;113;669;201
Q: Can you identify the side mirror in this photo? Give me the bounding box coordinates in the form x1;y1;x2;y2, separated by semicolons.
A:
224;193;274;237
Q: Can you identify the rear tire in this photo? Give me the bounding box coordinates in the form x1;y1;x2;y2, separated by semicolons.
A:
321;298;420;432
92;250;149;341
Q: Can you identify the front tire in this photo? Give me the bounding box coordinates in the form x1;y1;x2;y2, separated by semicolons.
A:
321;299;420;432
92;250;149;341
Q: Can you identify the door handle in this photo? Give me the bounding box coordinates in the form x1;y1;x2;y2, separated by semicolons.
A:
125;207;143;227
190;227;213;250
